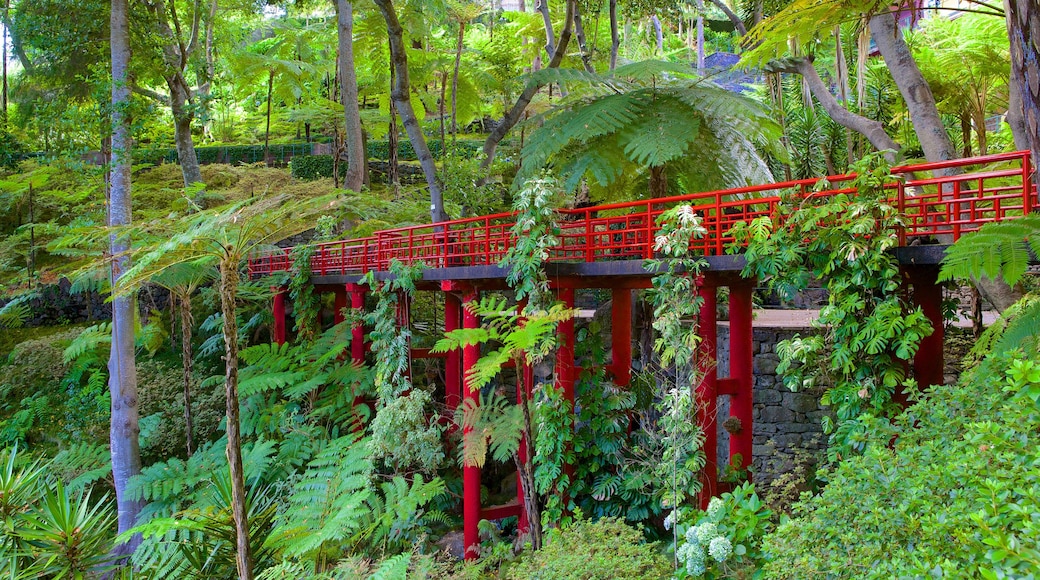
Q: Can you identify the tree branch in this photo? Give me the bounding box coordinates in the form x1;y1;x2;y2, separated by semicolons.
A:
131;84;171;105
767;56;900;161
477;0;576;184
707;0;746;36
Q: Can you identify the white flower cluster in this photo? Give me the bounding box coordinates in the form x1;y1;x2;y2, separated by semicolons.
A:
675;497;733;577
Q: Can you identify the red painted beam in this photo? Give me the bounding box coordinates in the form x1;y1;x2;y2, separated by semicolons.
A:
480;500;523;521
333;287;348;325
728;281;754;476
909;266;945;398
346;283;367;364
611;288;632;387
444;291;462;412
696;283;719;508
462;288;481;561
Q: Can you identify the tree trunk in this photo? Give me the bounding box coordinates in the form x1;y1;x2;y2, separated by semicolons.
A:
374;0;449;222
264;71;274;167
452;20;465;139
219;260;253;580
439;72;447;152
169;75;202;187
651;15;664;56
573;4;595;74
649;165;667;198
609;0;619;70
1004;0;1040;177
179;292;195;456
772;57;901;160
706;0;746;35
109;0;145;556
960;113;973;157
477;0;576;182
537;0;556;63
1006;72;1031;152
517;387;541;550
869;11;956;168
2;0;8;127
337;0;366;193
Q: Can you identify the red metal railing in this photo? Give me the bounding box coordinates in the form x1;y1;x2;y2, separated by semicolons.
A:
248;151;1036;277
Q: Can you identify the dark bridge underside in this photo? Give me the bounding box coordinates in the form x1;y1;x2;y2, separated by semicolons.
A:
310;245;949;288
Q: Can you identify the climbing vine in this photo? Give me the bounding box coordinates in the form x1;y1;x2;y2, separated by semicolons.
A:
364;260;446;474
729;153;933;459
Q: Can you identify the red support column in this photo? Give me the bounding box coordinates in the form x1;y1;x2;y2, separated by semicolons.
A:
272;287;287;345
696;283;719;508
728;280;754;475
333;287;348;325
611;288;632;387
910;266;945;395
461;288;481;560
346;283;368;364
444;291;462;412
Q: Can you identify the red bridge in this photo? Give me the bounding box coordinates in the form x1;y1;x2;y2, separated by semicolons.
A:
251;151;1034;559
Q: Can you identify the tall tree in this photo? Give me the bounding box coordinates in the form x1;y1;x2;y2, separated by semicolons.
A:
139;0;218;188
108;0;145;555
117;194;339;580
373;0;450;222
1004;0;1040;179
336;0;366;192
478;0;576;182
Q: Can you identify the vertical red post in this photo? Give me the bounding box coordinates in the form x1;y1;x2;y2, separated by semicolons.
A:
696;283;718;508
909;266;945;396
272;287;287;345
728;280;754;475
611;288;632;387
346;283;368;364
461;288;481;560
333;287;348;325
444;291;462;412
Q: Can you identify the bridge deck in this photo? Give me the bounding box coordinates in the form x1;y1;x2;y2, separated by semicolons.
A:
250;151;1034;279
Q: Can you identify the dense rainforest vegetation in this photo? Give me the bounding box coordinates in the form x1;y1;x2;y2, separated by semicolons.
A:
0;0;1039;577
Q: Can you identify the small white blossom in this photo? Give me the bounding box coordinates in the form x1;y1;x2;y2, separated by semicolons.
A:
708;536;733;563
707;497;724;521
695;522;719;544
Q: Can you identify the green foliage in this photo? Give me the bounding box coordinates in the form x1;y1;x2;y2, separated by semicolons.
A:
519;61;782;198
501;176;561;312
762;344;1040;578
289;244;320;343
0;131;26;171
731;153;932;459
505;516;671;580
940;215;1040;288
18;481;116;578
672;483;773;578
288;140;493;181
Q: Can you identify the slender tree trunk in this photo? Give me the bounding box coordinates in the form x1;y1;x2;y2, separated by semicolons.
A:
2;0;8;127
337;0;366;192
696;9;704;71
388;51;400;190
219;261;253;580
537;0;556;62
1007;74;1031;151
517;389;541;550
264;71;274;167
609;0;619;70
452;21;466;139
651;15;664;56
961;113;973;157
1004;0;1040;176
573;5;595;74
477;0;576;182
649;165;667;197
373;0;450;222
439;72;447;152
772;57;901;159
109;0;145;556
169;76;202;187
179;292;195;456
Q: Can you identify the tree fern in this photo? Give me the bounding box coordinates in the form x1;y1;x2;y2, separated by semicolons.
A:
939;216;1040;287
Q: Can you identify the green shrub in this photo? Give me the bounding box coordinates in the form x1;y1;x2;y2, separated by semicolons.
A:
289;154;339;181
762;346;1040;578
137;358;225;464
506;517;671;580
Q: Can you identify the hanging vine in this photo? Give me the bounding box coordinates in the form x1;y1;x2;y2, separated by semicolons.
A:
729;152;933;459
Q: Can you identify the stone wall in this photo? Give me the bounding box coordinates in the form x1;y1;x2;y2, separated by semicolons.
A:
0;278;168;327
715;325;830;484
